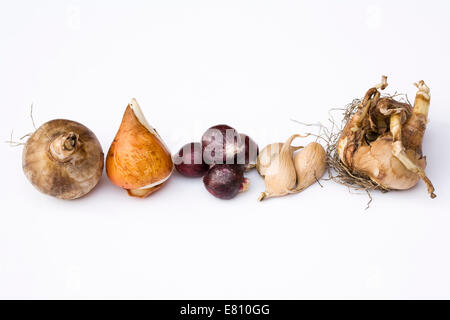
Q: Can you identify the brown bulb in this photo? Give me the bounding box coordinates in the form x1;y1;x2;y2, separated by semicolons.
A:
22;119;104;199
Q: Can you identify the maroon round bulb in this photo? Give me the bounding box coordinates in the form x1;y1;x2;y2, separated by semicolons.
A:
203;164;248;200
201;124;241;165
174;142;209;177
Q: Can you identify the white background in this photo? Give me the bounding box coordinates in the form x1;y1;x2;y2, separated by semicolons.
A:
1;0;449;299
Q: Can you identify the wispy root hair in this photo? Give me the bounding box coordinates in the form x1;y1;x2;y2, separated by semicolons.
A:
292;92;411;208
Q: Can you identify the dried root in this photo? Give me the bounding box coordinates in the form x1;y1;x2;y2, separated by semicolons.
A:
5;104;37;147
294;101;388;195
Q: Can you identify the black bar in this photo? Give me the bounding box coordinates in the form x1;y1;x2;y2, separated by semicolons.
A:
0;300;448;318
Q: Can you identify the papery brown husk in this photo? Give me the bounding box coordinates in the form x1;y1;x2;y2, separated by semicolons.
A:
106;100;173;198
22;119;104;200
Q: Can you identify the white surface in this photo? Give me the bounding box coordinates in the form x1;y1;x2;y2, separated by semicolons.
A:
1;0;450;299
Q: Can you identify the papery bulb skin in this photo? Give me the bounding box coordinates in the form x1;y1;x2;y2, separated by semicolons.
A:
402;81;431;156
106;99;173;198
257;143;302;177
335;77;435;198
258;134;303;201
22;119;104;200
293;142;326;192
352;137;423;190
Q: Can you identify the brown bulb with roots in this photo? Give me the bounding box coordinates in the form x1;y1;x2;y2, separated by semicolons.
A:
337;76;436;198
